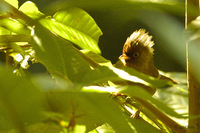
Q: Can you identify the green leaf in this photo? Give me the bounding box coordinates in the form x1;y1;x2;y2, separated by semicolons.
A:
21;122;63;133
156;86;188;114
46;90;160;133
0;35;31;44
53;8;102;41
94;124;115;133
0;18;31;35
114;60;174;88
1;0;18;10
79;63;170;88
31;24;92;83
0;66;47;130
81;50;112;67
154;73;188;126
81;66;120;85
128;68;173;87
19;1;44;19
82;87;161;133
32;73;72;90
120;86;185;118
39;7;102;54
0;27;11;35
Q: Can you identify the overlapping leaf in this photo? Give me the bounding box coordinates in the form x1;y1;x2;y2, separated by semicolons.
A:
19;1;44;19
0;18;30;35
120;86;185;118
31;24;92;83
0;66;47;130
39;8;102;54
45;89;160;133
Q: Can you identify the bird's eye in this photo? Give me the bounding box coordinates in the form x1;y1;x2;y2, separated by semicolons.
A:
133;52;139;58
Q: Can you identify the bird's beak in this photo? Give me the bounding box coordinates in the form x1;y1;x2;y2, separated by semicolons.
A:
119;54;131;60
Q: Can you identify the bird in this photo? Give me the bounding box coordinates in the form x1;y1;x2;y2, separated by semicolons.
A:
116;29;159;77
114;29;158;96
115;29;177;86
114;29;177;118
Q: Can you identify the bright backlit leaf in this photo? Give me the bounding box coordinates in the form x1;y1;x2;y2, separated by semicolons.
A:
39;8;102;54
120;86;185;118
0;18;30;35
19;1;44;19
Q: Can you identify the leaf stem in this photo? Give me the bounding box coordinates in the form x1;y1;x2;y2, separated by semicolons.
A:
0;0;36;26
0;44;32;52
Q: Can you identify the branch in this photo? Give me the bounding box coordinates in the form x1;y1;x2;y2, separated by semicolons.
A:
0;44;32;52
135;98;187;133
185;0;200;132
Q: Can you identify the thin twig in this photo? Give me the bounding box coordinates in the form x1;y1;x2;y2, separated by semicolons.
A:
0;13;13;19
0;44;32;52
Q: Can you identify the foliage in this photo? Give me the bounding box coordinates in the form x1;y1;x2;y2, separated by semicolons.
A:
0;0;191;133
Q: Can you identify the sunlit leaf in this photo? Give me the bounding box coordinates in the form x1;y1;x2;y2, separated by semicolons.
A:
81;63;172;89
81;50;112;66
0;0;18;10
53;8;102;41
0;27;11;35
114;66;173;88
31;24;92;83
39;7;102;54
94;124;114;133
19;1;44;19
120;86;185;118
0;18;30;35
154;72;188;126
81;66;120;85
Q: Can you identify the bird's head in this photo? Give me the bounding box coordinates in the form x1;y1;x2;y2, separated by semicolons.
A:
119;29;158;77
